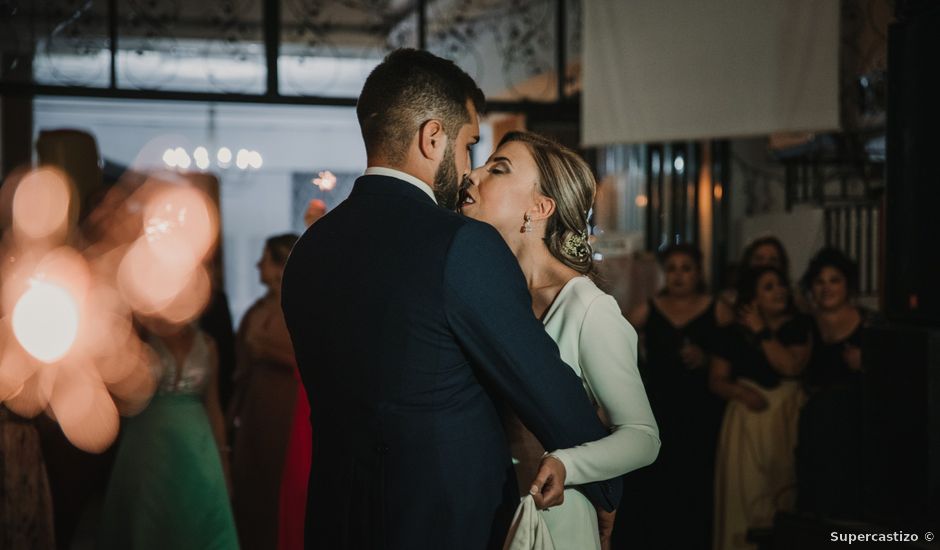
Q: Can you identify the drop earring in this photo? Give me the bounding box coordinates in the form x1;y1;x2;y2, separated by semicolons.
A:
522;213;533;233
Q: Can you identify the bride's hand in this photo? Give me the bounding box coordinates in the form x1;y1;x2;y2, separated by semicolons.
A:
530;455;567;509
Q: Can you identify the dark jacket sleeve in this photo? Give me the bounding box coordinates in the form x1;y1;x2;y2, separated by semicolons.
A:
442;221;622;512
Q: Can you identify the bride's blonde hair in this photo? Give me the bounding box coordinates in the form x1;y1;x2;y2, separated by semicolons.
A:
498;131;596;275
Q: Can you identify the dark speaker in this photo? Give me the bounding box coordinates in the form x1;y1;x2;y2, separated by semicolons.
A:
884;7;940;325
861;324;940;529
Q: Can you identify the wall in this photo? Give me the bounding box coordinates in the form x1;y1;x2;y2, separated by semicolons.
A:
33;97;367;325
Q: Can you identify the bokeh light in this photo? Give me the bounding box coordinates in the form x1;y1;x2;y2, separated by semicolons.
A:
0;318;38;402
49;362;119;453
162;148;177;168
248;150;263;169
313;170;337;191
142;184;217;263
217;146;232;165
174;147;192;170
13;279;80;363
236;148;250;170
117;182;217;323
12;167;73;242
0;166;218;453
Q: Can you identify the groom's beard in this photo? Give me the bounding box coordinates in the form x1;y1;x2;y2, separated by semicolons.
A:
433;141;460;210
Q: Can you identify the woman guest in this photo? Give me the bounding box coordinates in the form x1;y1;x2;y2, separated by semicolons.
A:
795;247;868;520
99;319;238;549
461;131;660;549
718;236;794;320
741;236;790;274
626;243;726;550
710;266;811;550
228;234;310;550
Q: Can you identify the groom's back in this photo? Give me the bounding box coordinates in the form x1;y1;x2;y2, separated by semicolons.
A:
282;175;514;549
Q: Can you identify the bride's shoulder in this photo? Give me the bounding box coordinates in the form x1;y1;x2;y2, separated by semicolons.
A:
557;276;611;314
568;275;609;298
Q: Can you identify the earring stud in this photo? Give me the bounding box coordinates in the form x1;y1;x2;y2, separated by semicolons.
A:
523;213;533;233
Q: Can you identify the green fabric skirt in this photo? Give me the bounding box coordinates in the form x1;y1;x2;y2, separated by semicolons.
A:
98;394;239;549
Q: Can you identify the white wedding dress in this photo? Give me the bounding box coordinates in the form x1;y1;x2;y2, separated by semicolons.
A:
504;276;660;549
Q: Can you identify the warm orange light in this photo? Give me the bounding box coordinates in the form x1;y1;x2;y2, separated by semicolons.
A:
156;264;212;325
49;363;119;453
12;279;80;363
142;184;217;266
0;319;38;402
0;168;218;449
107;344;158;416
3;365;56;418
116;182;217;326
12;168;72;242
313;170;337;191
635;194;649;208
714;184;724;200
117;237;196;315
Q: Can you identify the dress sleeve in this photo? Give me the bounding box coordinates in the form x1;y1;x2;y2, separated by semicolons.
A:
443;221;621;511
548;294;661;486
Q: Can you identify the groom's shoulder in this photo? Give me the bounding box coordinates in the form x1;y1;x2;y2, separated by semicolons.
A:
443;214;501;244
417;207;500;244
444;217;515;269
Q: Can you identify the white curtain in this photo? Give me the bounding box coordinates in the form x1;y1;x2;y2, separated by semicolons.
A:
582;0;840;146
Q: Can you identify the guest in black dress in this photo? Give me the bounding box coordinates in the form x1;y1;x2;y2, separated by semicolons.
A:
795;247;868;520
620;244;725;550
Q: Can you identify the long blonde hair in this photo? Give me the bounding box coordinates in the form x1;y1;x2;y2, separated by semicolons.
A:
499;131;596;274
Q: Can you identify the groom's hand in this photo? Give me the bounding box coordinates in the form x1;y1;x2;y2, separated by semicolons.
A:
530;455;566;509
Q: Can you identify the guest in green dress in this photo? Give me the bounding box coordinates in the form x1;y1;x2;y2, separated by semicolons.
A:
98;321;237;549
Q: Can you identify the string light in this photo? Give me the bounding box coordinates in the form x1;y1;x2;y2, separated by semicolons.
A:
161;146;263;172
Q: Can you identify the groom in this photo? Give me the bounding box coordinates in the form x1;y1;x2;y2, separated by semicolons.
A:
282;48;621;549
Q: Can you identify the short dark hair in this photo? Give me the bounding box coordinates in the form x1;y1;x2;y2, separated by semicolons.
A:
658;243;707;293
357;48;485;164
800;246;860;296
266;233;299;265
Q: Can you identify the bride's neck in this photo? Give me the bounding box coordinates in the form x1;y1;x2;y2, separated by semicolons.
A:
512;238;568;290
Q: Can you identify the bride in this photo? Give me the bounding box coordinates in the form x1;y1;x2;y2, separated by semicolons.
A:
459;131;660;549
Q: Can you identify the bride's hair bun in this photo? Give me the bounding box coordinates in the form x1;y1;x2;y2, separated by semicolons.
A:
498;131;596;275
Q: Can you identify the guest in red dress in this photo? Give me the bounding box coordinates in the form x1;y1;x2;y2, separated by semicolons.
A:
228;233;310;550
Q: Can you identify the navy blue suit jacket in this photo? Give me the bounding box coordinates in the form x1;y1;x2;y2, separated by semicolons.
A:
281;175;622;549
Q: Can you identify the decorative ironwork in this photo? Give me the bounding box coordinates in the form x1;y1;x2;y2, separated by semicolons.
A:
119;0;184;90
425;0;563;101
0;0;111;87
280;0;416;96
2;0;583;111
205;0;262;92
117;0;265;93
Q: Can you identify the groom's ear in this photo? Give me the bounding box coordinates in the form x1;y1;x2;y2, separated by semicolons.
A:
418;119;446;161
531;195;556;221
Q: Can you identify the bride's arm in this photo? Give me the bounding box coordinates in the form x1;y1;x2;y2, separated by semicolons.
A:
443;222;620;511
548;294;660;486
